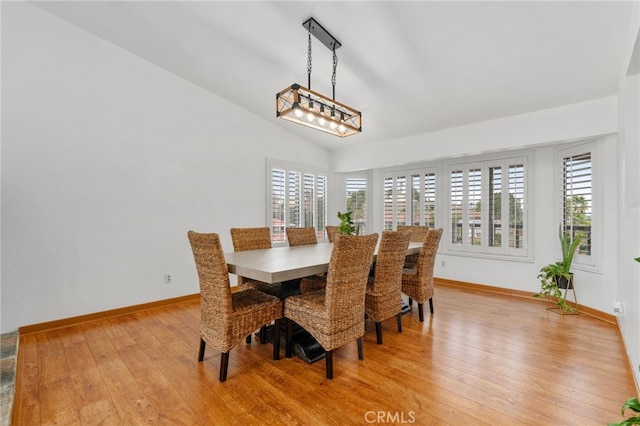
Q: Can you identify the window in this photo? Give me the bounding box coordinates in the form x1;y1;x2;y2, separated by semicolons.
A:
345;177;368;235
559;144;595;268
447;157;527;257
271;168;286;243
383;168;438;230
508;164;525;250
316;174;328;239
450;170;463;244
487;164;526;250
467;167;482;247
488;166;502;247
269;162;328;245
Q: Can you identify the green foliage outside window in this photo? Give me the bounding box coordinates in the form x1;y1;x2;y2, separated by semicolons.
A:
346;189;366;232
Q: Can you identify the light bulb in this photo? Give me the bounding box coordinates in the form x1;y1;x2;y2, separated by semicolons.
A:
306;112;314;122
318;105;326;126
329;108;337;129
338;124;346;133
293;103;303;118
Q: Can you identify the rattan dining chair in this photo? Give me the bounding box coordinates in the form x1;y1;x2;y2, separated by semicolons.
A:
325;226;339;243
401;228;443;322
284;233;378;379
365;230;412;344
396;225;429;269
286;226;326;293
396;225;429;241
229;227;282;297
286;227;318;247
230;227;282;343
187;231;283;382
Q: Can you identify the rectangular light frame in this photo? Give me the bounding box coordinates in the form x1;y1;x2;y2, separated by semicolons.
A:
276;83;362;138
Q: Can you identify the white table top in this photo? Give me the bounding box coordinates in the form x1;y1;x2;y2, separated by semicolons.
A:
225;241;422;283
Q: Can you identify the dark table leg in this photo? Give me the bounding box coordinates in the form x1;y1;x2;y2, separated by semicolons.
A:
265;278;327;364
401;299;412;314
267;319;326;364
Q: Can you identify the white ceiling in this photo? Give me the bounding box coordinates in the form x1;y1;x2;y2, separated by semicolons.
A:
31;1;634;151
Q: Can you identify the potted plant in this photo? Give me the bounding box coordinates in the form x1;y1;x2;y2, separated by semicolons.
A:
336;211;358;236
609;397;640;426
534;224;581;313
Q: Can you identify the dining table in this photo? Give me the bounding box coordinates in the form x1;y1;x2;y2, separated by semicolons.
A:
225;240;423;284
224;239;423;363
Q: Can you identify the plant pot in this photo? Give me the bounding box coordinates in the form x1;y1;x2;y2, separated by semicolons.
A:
554;273;573;289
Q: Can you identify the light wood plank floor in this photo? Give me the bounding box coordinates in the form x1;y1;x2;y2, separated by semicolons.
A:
13;285;637;425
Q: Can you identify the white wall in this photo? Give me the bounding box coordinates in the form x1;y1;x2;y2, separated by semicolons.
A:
617;0;640;390
0;2;330;333
619;72;640;390
332;96;618;172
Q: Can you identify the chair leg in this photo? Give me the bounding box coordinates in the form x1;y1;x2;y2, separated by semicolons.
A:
418;303;424;322
396;313;403;333
198;338;206;362
325;350;333;380
245;335;252;344
429;297;434;314
273;319;281;361
219;351;230;382
357;337;364;360
259;325;267;344
375;322;383;345
408;297;413;306
285;319;293;358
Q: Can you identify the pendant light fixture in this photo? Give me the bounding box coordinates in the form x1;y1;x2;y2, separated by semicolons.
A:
276;17;362;138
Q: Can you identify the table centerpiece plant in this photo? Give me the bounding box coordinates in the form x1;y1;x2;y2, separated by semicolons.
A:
337;211;358;236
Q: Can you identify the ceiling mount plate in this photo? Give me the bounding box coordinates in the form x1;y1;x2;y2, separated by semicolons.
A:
302;17;341;51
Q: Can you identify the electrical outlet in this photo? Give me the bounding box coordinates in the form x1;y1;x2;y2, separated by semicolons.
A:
613;301;623;313
164;273;173;284
441;260;446;268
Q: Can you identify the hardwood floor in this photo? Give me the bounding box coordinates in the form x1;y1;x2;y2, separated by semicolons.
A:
13;284;637;425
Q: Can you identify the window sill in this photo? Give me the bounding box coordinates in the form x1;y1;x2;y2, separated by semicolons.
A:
442;249;534;264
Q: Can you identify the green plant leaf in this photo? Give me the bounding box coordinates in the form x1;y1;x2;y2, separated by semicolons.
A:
336;211;357;236
635;257;640;263
609;398;640;426
558;223;581;272
621;398;640;414
608;417;640;426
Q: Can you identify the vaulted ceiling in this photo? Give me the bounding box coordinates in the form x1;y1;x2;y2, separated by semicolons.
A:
32;1;634;151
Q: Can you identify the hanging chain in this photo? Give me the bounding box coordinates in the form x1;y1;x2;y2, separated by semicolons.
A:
332;47;338;100
307;29;312;89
